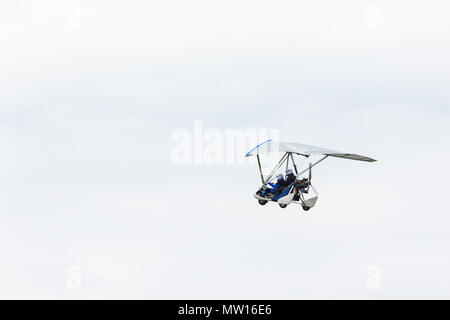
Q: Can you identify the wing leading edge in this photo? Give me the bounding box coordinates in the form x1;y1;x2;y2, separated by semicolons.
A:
246;141;376;162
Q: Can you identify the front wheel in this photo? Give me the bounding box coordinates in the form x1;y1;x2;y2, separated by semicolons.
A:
302;205;310;211
279;203;287;209
258;200;268;206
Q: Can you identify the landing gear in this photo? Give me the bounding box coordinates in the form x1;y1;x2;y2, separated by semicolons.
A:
302;205;310;211
279;203;287;209
258;200;268;206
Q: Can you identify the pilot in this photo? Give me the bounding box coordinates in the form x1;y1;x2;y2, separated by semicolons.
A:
268;174;286;195
285;169;296;185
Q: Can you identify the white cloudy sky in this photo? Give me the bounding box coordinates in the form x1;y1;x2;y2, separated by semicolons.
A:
1;0;450;299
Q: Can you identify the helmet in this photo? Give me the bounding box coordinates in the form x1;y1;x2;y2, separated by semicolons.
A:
286;169;294;175
276;174;284;180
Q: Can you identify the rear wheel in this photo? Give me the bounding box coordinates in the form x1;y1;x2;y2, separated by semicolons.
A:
279;203;287;209
258;200;268;206
302;205;310;211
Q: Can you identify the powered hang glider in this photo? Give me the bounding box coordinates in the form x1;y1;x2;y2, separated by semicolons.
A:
245;140;376;211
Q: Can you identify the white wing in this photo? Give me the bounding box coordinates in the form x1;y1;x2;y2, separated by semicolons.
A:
245;140;376;162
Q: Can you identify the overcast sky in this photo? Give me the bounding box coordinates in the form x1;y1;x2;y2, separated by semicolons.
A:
1;0;450;299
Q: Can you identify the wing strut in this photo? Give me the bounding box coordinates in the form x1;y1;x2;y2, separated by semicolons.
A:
296;155;329;179
290;153;298;174
285;154;290;172
308;162;312;181
256;154;265;185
